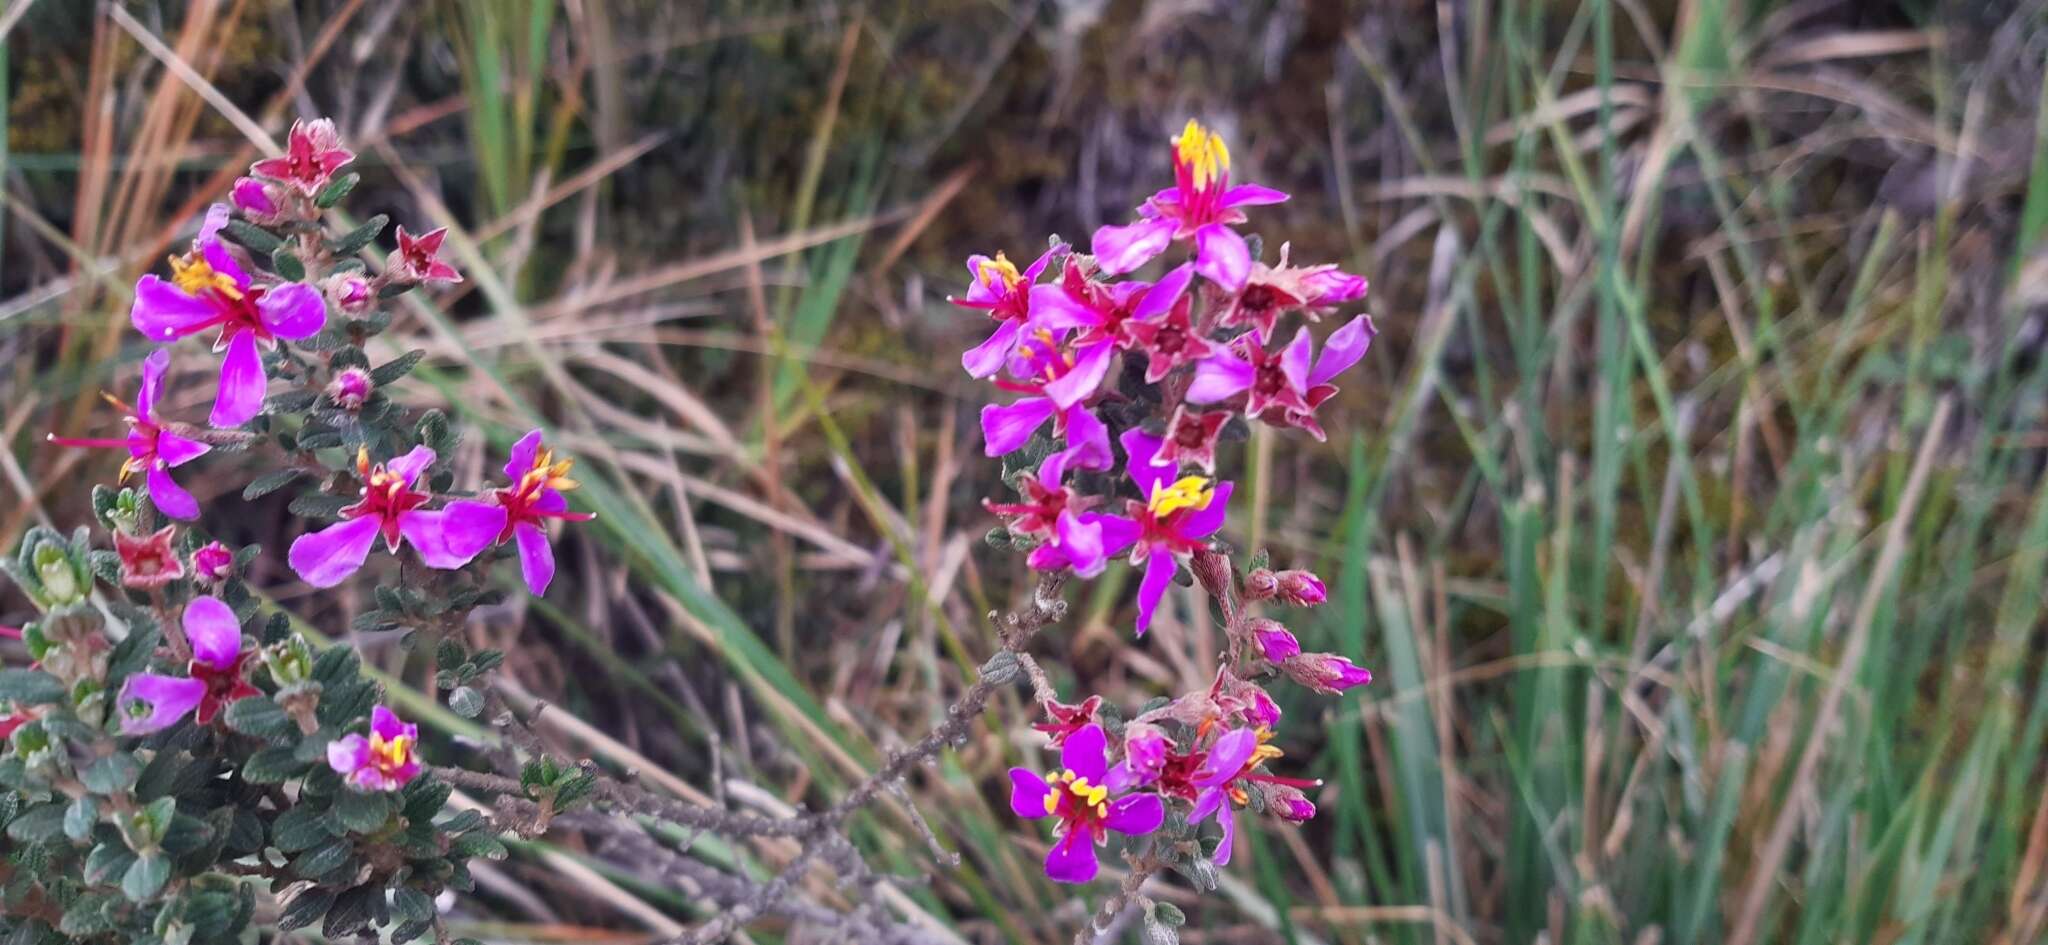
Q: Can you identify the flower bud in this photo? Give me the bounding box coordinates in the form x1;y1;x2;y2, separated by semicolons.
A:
1032;694;1102;746
191;542;234;584
32;543;85;608
325;273;374;316
230;176;289;224
264;636;316;688
1122;722;1172;785
1281;652;1374;694
1243;567;1279;601
327;367;373;411
1263;782;1319;822
1250;618;1300;662
1274;569;1327;606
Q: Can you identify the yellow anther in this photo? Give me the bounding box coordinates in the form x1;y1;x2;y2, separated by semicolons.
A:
1174;119;1230;190
977;252;1022;291
1147;476;1214;518
168;253;243;300
374;733;414;767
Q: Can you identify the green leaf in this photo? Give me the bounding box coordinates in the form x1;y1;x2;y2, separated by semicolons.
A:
222;697;296;741
271;246;306;282
451;831;507;861
294;837;354;880
322;883;376;938
121;854;170;901
328;213;388;256
241;745;310;784
276;887;335;932
311;644;363;686
315;171;360;208
221;219;283;256
0;668;65;704
242;467;308;501
63;796;98;841
287;493;355;520
80;753;141;794
271;804;334;853
331;789;391;834
370;349;427;386
402;778;454;823
58;891;120;937
448;686;484;718
5;802;64;841
391;885;435;923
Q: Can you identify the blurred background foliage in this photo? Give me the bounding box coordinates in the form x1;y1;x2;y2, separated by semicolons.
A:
5;1;2048;943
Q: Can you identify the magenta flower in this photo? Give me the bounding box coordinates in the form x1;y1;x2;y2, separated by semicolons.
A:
1091;120;1288;292
1009;723;1164;884
1188;727;1318;865
287;446;508;588
985;453;1095;542
491;430;595;596
387;225;463;284
1028;262;1193;401
1032;695;1103;747
250;118;354;196
130;236;327;427
1122;287;1219;384
1091;429;1235;636
1151;406;1230;474
48;350;212;519
327;705;421;792
980;331;1115;473
1187;315;1375;441
1223;249;1369;344
951;245;1064;378
116;595;257;734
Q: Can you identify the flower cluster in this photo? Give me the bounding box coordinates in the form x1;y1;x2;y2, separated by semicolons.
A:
3;117;564;945
965;121;1375;893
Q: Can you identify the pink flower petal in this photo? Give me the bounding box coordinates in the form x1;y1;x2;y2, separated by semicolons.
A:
1310;314;1376;387
1090;217;1176;276
1052;510;1107;578
288;517;381;588
1043;829;1099;884
1041;340;1112;410
1212;805;1239;865
370;705;415;742
130;276;218;342
1008;768;1052;819
981;398;1057;457
1180;480;1233;538
1133;550;1177;637
1056;405;1113;472
155;430;211;468
327;733;371;775
1132;264;1194;321
1118;429;1176;498
961;320;1023;379
505;429;544;479
1280;327;1314;395
400;501;508;570
1104;794;1164;836
388;445;438;486
198;204;231;243
146;464;201;521
199;240;250;291
181;595;242;671
257;282;328;340
1027;284;1099;332
118;673;206;735
137;350;171;421
513;521;555;595
1186;350;1254;403
1193;224;1251;292
209;330;266;428
1220;183;1290;208
1059;723;1108;783
1021;242;1065;281
1197;728;1260;787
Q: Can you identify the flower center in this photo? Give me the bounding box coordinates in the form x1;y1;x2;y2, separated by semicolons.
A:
1043;769;1110;821
1253;359;1289;398
1147;476;1213;519
169;253;244;300
1174;119;1230;191
371;732;414;771
977;252;1022;292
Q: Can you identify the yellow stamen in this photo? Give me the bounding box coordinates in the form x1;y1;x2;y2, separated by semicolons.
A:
976;252;1022;291
168;253;243;300
372;733;413;768
1147;475;1214;518
1173;119;1230;190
